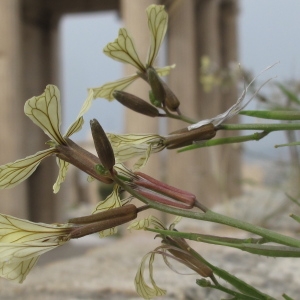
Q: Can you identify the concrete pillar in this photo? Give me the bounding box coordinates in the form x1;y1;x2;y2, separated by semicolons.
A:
218;0;241;197
166;0;241;206
0;0;28;218
121;0;161;179
21;6;60;222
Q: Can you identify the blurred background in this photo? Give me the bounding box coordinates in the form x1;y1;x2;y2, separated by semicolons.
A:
1;0;300;227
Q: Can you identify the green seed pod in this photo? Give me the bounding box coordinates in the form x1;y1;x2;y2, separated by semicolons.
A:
90;119;115;171
147;67;166;106
113;90;160;117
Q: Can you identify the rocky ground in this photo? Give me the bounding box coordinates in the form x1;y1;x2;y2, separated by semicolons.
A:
0;218;299;300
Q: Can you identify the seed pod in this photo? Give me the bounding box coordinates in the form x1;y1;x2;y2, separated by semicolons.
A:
90;119;115;171
113;90;159;117
147;67;166;106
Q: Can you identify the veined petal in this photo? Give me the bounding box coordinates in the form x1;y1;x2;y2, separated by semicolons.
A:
64;116;84;138
135;252;166;299
0;242;59;263
24;85;65;145
92;185;121;214
64;89;94;138
92;74;139;101
0;148;56;190
0;256;39;283
53;158;70;193
156;64;176;77
133;144;152;171
107;133;165;165
0;213;72;244
104;28;145;71
92;185;122;238
128;215;164;231
146;5;168;67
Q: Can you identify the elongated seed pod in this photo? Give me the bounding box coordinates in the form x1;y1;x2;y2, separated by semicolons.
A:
90;119;115;171
113;90;160;117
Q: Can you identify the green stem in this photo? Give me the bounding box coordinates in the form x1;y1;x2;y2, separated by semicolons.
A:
179;131;270;152
112;171;300;247
164;109;196;124
217;123;300;131
147;228;300;257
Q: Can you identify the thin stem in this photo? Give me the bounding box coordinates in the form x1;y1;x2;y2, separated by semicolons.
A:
217;123;300;131
163;109;196;124
112;173;300;248
179;131;270;152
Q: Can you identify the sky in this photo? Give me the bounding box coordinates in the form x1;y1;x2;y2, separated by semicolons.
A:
59;0;300;161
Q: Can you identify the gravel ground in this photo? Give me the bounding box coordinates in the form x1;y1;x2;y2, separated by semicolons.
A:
0;222;299;300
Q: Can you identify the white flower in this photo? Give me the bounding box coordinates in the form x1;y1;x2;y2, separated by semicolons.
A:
0;213;73;283
88;5;175;101
0;85;92;193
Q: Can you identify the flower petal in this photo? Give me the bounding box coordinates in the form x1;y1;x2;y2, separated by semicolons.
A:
0;213;72;244
24;85;65;145
64;116;84;138
104;28;145;71
64;89;95;138
0;256;39;283
107;133;165;166
92;185;121;237
135;252;166;299
146;5;168;67
53;158;70;193
156;64;176;77
92;185;122;214
92;74;139;101
0;148;56;190
0;242;58;263
128;215;164;231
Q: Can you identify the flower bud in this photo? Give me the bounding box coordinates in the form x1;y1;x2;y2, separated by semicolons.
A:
113;90;160;117
165;123;216;149
90;119;115;171
68;204;138;239
134;172;196;209
147;67;166;106
161;80;180;112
